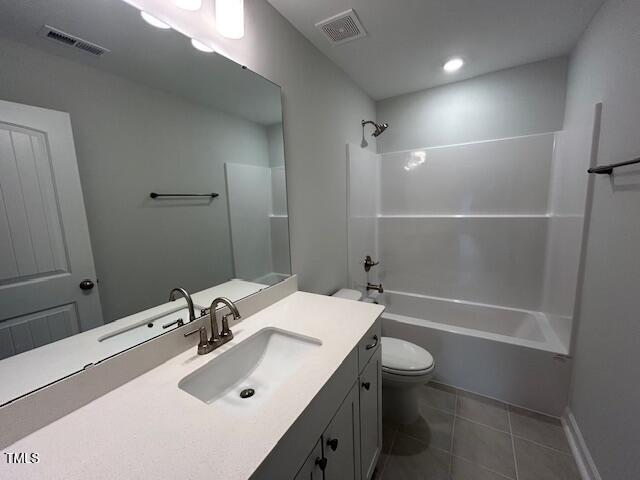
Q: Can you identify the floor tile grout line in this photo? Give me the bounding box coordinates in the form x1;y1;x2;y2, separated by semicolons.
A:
392;430;452;457
511;434;574;456
378;425;398;478
417;401;456;416
450;454;516;480
437;381;564;423
455;413;512;435
418;385;457;415
418;399;456;416
448;391;458;476
507;407;520;480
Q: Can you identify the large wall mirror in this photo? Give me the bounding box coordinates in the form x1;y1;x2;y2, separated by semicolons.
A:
0;0;290;405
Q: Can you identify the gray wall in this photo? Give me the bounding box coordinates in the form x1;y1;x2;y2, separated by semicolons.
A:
126;0;378;295
376;57;568;152
563;1;640;478
0;38;272;322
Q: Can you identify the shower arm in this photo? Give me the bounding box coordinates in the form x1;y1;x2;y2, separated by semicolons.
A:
361;120;376;136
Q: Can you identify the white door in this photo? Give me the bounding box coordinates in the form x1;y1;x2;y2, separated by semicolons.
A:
0;99;103;359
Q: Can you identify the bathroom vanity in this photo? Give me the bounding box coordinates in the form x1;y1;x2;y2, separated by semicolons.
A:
2;288;384;480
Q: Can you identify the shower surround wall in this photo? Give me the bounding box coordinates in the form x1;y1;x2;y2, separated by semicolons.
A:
225;163;290;284
378;134;554;311
349;133;568;315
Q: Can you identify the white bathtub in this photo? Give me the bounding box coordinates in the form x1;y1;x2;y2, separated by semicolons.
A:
379;290;572;416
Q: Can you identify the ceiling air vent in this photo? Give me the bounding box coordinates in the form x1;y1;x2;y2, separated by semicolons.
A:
315;9;366;45
39;25;110;57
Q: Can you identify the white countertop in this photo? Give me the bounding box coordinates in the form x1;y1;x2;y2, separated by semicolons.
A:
0;279;268;406
2;291;384;480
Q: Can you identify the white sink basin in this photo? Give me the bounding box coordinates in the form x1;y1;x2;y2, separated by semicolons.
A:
178;328;321;413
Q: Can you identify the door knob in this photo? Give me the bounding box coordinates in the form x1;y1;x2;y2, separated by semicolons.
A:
362;381;371;391
327;438;339;451
79;279;95;290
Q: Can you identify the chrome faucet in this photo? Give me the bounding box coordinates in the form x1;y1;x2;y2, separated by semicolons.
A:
367;283;384;293
184;297;241;355
169;287;196;323
208;297;241;347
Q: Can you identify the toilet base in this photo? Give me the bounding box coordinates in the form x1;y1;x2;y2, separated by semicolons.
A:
382;384;421;424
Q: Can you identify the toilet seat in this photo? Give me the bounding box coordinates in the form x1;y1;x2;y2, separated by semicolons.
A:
381;337;434;376
382;363;435;377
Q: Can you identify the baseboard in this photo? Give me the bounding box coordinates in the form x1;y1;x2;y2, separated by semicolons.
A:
562;408;602;480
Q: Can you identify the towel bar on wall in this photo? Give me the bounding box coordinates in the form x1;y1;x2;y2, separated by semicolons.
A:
587;157;640;175
149;192;219;199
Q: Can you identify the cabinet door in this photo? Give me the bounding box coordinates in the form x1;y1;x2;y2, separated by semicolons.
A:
294;439;324;480
359;347;382;480
322;384;360;480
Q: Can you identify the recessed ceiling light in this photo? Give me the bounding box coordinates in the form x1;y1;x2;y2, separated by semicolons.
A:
191;38;215;53
443;57;464;73
140;11;171;29
171;0;202;11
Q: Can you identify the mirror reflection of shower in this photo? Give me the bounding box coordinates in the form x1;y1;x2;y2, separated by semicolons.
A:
361;119;389;147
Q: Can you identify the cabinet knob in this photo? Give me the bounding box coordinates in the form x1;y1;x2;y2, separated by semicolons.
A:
362;381;371;391
365;335;378;350
327;438;339;451
315;457;327;471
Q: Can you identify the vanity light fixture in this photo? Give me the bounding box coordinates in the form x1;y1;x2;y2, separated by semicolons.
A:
140;11;171;29
216;0;245;39
443;57;464;73
191;38;215;53
171;0;202;11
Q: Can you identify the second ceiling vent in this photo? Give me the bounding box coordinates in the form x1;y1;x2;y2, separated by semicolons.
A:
315;9;366;46
39;25;110;57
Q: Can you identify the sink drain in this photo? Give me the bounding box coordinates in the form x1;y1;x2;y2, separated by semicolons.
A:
239;388;255;399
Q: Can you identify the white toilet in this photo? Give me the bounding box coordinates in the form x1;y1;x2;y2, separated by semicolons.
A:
332;289;435;424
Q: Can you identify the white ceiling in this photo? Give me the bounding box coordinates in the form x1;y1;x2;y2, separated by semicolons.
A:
267;0;604;100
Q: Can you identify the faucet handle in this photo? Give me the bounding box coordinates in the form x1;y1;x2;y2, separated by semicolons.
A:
363;255;380;272
221;313;234;339
184;326;213;355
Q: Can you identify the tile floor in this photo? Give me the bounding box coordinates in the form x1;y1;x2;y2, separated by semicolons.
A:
375;383;580;480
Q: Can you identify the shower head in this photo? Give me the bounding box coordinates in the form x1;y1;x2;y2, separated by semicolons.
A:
372;122;388;137
361;120;389;147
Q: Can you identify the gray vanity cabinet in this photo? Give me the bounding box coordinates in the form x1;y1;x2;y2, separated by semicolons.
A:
294;439;324;480
358;346;382;480
296;385;360;480
322;385;360;479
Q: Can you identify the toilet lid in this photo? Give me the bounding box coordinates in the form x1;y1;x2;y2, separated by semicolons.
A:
381;337;434;375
